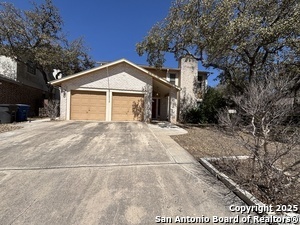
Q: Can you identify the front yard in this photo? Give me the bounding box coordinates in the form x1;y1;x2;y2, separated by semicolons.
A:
172;124;300;215
171;125;248;159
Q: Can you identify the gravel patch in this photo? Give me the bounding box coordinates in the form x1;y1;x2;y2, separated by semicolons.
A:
0;124;23;133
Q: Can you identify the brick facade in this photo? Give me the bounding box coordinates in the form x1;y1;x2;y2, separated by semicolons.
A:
0;79;45;116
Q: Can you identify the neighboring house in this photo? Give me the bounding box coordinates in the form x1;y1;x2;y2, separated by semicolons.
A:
0;56;49;116
50;57;208;123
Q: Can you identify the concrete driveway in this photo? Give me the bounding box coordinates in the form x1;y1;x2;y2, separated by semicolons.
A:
0;121;247;225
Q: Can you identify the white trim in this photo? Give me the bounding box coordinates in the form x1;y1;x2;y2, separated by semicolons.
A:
105;90;112;121
167;96;170;120
166;72;179;86
73;87;108;92
111;90;146;94
108;91;112;121
66;91;70;120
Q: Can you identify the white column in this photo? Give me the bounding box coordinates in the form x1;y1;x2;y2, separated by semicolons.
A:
169;88;177;123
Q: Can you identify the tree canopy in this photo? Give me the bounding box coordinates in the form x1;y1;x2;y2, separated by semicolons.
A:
137;0;300;93
0;0;94;85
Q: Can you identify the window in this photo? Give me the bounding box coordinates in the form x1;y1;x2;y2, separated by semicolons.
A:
197;74;203;89
27;61;36;75
169;73;176;85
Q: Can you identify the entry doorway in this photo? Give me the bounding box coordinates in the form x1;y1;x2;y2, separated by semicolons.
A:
152;98;160;119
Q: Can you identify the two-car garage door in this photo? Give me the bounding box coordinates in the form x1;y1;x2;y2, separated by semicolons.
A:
70;90;144;121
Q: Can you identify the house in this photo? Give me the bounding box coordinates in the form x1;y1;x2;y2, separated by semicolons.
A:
141;57;208;120
0;56;49;116
50;56;208;123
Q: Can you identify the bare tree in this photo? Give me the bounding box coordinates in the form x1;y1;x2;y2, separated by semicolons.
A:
218;73;300;205
44;100;59;120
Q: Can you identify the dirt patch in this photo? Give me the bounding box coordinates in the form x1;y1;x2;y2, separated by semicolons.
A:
0;124;23;133
171;125;248;159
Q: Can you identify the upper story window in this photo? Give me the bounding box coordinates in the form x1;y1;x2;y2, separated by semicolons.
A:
169;73;176;85
27;61;36;75
197;74;203;89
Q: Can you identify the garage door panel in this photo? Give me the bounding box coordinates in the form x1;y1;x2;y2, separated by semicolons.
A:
72;107;90;113
71;90;106;121
112;93;144;121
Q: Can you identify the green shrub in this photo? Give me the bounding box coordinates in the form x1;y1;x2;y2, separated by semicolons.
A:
181;107;204;123
201;87;227;124
181;87;226;124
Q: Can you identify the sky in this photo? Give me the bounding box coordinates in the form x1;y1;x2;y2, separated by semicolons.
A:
2;0;220;86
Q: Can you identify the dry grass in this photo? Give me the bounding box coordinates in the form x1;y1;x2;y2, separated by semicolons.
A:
172;125;248;159
172;124;299;210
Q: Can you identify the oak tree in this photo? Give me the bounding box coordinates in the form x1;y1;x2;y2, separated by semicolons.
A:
137;0;300;93
0;0;94;86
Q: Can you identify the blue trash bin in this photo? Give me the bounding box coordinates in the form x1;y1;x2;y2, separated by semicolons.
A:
16;104;30;122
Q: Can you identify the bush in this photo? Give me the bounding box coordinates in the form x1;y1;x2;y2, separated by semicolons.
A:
181;107;204;123
201;87;226;123
180;87;226;124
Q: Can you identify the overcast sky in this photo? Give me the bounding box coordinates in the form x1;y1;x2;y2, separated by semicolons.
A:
3;0;219;86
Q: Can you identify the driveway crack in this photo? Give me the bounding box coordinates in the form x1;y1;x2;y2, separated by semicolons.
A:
8;198;38;225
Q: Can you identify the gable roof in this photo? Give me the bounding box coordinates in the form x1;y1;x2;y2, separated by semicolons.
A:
49;58;181;90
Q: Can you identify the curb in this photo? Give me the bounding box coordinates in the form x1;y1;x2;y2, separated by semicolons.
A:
199;157;300;225
199;156;261;208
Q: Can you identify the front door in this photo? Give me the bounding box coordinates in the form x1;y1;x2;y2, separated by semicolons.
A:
152;99;157;119
152;98;160;119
